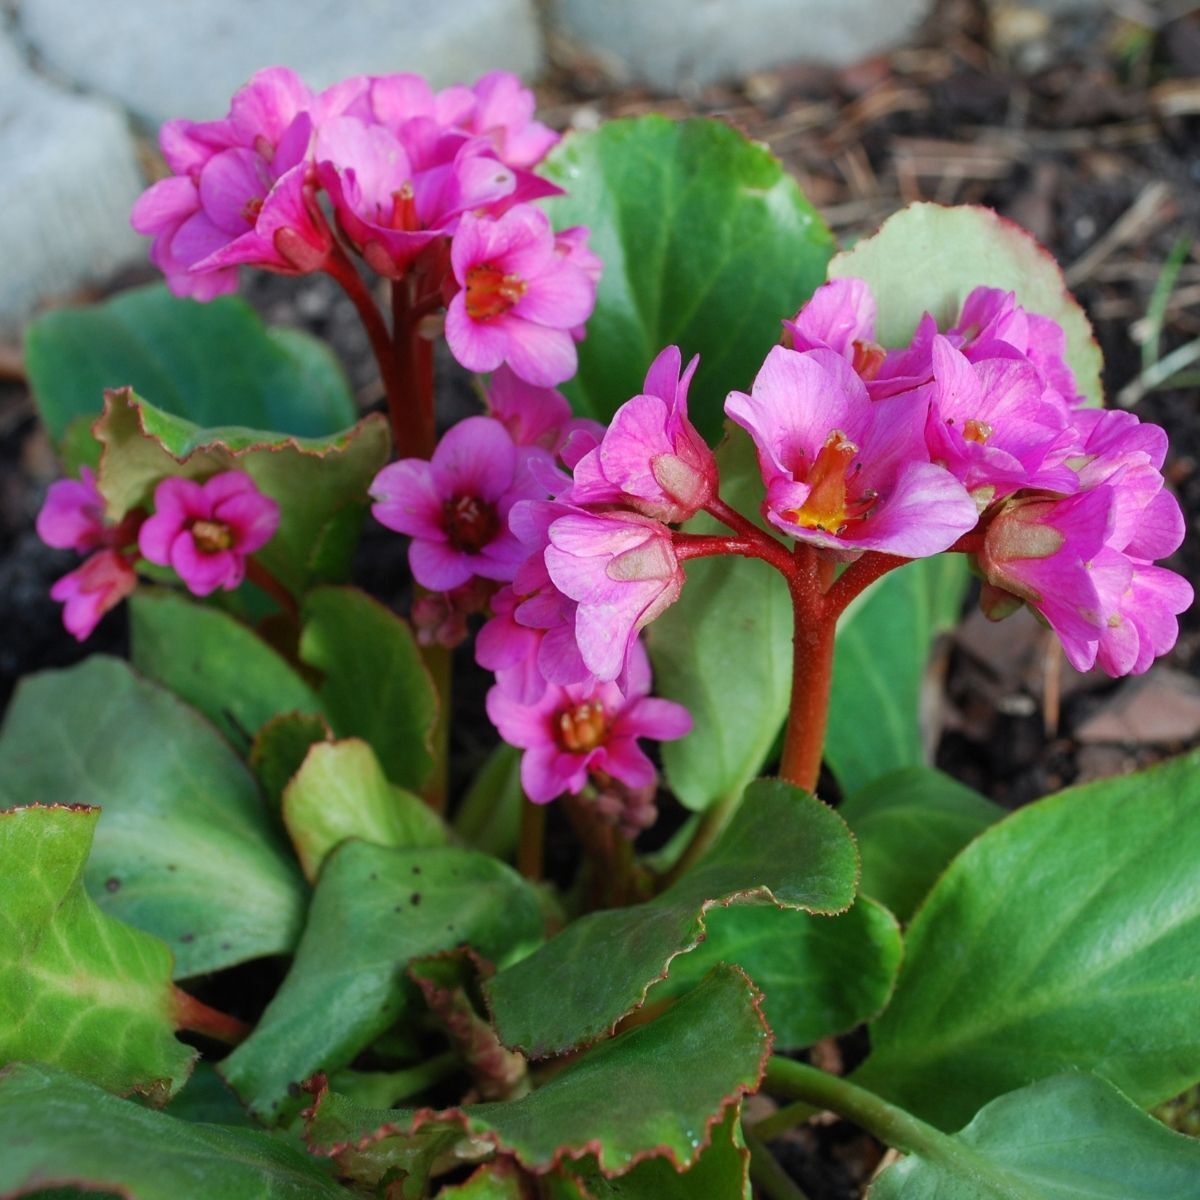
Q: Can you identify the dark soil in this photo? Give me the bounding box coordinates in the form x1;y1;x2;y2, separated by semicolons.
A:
2;1;1197;1195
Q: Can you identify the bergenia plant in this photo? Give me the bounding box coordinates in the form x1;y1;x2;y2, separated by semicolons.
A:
2;61;1197;1200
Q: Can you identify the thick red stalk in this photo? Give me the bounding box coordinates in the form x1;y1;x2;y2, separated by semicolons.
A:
173;988;250;1045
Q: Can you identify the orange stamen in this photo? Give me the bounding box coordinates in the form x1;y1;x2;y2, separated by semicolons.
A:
465;264;526;320
556;702;608;753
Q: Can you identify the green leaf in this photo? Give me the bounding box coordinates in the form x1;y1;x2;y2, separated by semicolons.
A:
130;590;325;749
0;657;307;978
306;966;769;1178
0;1062;351;1198
164;1063;253;1127
830;202;1103;406
543;116;834;440
220;841;543;1125
649;431;792;811
553;1107;750;1199
871;1073;1200;1199
485;778;857;1057
453;743;524;858
825;554;968;796
651;896;902;1049
25;282;356;442
251;712;335;811
281;739;448;881
0;805;194;1101
299;587;438;791
95;387;390;594
839;767;1003;922
857;751;1200;1128
439;1162;529;1198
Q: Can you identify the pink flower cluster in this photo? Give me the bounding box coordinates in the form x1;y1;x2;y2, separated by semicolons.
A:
132;67;598;386
755;277;1191;674
37;468;280;639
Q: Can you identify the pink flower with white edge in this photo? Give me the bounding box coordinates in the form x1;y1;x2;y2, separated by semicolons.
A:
139;472;279;597
445;206;597;387
543;509;684;682
371;416;546;591
570;346;718;524
36;467;109;553
726;346;978;558
50;550;137;642
486;641;691;804
783;278;886;380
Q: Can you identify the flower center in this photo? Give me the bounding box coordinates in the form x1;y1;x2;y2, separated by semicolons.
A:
443;494;499;554
191;519;233;554
465;264;526;320
389;183;419;231
963;418;993;444
556;701;608;754
851;339;886;381
785;430;878;536
241;196;264;226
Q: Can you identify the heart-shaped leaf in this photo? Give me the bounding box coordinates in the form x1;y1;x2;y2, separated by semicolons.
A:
839;766;1002;922
282;738;447;881
543;116;834;440
0;657;307;978
306;965;769;1179
130;589;325;749
871;1073;1200;1198
829;202;1103;405
251;712;335;810
857;751;1200;1128
298;587;438;791
25;282;356;443
0;1062;351;1198
220;840;543;1125
0;805;194;1101
485;778;857;1057
95;387;389;594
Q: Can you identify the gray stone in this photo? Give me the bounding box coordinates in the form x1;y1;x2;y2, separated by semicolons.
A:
551;0;932;88
0;35;146;334
17;0;545;128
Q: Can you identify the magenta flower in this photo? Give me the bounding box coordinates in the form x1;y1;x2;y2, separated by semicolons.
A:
570;346;718;524
726;346;978;557
444;206;597;387
138;472;280;596
485;366;573;451
543;509;684;682
783;278;886;380
476;585;548;703
371;416;547;591
50;550;138;642
451;71;559;170
36;467;109;553
486;641;691;804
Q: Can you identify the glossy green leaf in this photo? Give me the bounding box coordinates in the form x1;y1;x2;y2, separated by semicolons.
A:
553;1107;750;1199
25;282;355;442
453;743;524;859
221;840;543;1125
840;767;1003;922
0;657;307;978
872;1073;1200;1199
130;590;324;749
857;751;1200;1128
485;779;856;1057
251;713;334;811
307;966;769;1178
0;1062;350;1198
651;895;902;1049
164;1063;254;1128
299;587;438;791
0;805;194;1101
830;202;1103;406
826;554;968;796
281;739;448;881
649;431;792;811
95;388;389;594
543;116;834;440
439;1162;528;1198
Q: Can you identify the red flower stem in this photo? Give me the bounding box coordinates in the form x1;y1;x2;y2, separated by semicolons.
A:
173;987;250;1046
704;494;765;540
245;557;299;620
823;550;911;621
673;529;795;577
391;277;437;460
323;246;410;452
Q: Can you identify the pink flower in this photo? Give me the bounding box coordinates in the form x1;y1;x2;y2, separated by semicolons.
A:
50;550;137;642
485;366;573;450
36;468;109;553
445;206;597;387
570;346;718;524
543;509;685;682
371;416;545;591
486;641;691;804
476;585;547;703
450;71;559;170
411;578;496;649
783;278;886;380
726;346;978;557
138;472;280;596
